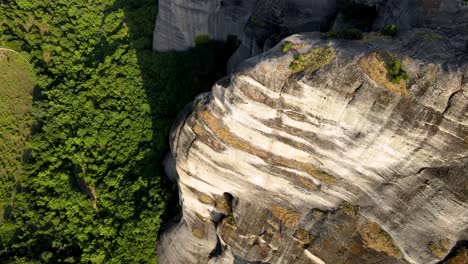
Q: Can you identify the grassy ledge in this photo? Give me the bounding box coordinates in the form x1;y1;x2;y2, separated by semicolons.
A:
290;46;335;73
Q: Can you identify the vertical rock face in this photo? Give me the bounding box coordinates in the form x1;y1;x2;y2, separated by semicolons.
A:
153;0;468;70
158;30;468;264
153;0;338;59
153;0;467;50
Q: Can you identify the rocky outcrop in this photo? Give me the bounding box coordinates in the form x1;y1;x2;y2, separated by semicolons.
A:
153;0;468;69
153;0;337;51
157;29;468;264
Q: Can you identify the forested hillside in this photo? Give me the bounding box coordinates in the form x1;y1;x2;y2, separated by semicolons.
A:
0;0;237;263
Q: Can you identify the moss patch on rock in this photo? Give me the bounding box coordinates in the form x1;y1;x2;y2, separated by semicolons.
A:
293;228;314;247
429;239;451;258
215;194;236;225
290;46;335;74
271;205;301;228
359;222;401;258
340;201;360;218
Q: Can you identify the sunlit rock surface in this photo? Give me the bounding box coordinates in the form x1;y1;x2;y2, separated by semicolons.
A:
157;29;468;264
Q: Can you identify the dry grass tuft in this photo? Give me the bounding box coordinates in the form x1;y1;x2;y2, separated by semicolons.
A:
429;239;451;258
191;227;205;239
293;228;314;246
359;222;401;258
340;201;360;218
358;52;409;96
290;46;335;73
271;205;301;228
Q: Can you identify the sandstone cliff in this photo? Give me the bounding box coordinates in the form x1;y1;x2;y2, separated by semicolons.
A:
157;28;468;264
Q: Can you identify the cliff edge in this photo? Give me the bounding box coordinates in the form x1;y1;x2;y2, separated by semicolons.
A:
158;29;468;264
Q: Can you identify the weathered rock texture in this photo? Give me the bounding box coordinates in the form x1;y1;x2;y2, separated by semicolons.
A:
158;29;468;264
153;0;337;50
153;0;468;69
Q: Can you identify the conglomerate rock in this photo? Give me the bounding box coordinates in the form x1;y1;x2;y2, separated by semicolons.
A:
157;29;468;264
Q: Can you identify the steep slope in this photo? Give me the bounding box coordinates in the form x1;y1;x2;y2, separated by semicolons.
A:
158;30;468;264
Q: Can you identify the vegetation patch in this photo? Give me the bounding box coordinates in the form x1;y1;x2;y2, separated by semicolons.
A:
0;49;35;223
429;239;451;258
312;209;325;218
417;33;442;40
282;41;294;53
191;226;206;239
388;59;410;84
340;201;360;218
358;52;409;96
381;24;398;36
216;193;236;225
322;28;363;40
359;222;401;258
0;0;239;262
194;34;211;46
299;177;319;191
271;205;301;228
290;46;335;73
198;193;215;206
220;220;237;241
293;228;314;246
306;169;337;185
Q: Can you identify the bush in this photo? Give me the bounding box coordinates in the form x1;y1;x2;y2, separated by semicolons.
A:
194;35;210;46
322;28;363;40
388;59;409;83
381;24;398;36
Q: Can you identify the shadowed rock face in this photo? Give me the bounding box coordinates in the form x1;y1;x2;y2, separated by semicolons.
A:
157;29;468;264
153;0;467;67
153;0;338;51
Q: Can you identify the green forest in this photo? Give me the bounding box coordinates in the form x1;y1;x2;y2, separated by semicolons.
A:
0;0;237;263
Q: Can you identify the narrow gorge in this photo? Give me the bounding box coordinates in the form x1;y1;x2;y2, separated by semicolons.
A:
154;1;468;263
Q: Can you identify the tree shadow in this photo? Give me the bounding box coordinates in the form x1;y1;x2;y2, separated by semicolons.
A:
111;0;239;229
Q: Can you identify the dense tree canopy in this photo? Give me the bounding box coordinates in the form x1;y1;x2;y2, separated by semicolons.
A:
0;0;237;263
